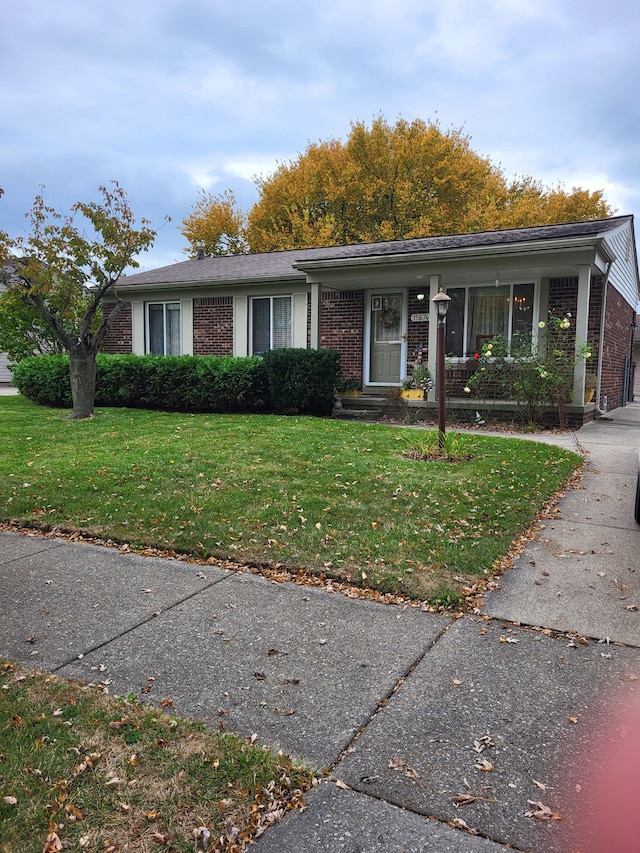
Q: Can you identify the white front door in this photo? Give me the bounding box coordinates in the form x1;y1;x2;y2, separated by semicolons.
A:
368;292;405;385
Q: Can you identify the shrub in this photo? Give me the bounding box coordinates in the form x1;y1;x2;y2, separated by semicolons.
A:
262;348;341;415
12;354;73;407
14;354;270;413
465;314;594;427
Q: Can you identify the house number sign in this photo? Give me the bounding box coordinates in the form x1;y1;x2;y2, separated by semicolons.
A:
410;313;429;322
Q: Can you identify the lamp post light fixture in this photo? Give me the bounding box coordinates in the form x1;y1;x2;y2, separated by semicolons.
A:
432;288;451;450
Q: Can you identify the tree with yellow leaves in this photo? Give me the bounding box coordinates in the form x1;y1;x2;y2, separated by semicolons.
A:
182;117;613;255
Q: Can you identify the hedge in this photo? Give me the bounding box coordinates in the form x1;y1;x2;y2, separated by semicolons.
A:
11;350;341;416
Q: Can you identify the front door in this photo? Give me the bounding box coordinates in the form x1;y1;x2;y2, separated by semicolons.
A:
369;292;404;384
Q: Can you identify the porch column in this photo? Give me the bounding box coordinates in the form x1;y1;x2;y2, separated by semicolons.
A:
572;265;591;405
310;282;322;349
427;275;441;401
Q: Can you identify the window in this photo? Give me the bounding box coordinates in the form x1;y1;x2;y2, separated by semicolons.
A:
445;283;534;357
147;302;180;355
250;296;292;354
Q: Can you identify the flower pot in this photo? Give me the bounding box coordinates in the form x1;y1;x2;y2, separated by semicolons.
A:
584;388;595;404
400;389;425;400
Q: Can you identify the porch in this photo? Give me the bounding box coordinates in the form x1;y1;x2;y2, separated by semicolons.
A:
333;392;598;430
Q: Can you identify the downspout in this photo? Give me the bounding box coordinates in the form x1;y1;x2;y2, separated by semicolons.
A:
595;261;612;415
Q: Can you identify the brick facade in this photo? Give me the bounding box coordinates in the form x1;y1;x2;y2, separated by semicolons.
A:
101;276;636;420
600;283;636;410
193;297;233;355
320;290;364;380
406;289;430;375
102;303;133;354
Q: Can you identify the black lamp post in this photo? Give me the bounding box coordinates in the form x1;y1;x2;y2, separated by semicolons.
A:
432;288;451;450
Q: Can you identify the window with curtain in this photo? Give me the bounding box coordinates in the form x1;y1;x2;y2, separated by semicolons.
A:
444;284;534;357
251;296;292;355
147;302;181;355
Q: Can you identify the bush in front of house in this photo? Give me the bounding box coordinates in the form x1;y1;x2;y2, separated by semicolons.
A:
96;354;271;413
13;353;271;413
11;354;73;407
262;348;341;415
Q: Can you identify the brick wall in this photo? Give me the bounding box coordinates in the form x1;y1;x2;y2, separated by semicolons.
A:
193;297;233;355
102;303;133;353
407;289;430;374
600;283;635;410
320;290;364;379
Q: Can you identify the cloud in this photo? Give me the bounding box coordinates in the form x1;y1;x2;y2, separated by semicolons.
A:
1;0;638;273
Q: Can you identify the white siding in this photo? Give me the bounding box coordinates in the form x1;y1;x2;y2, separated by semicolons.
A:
605;220;640;308
0;352;12;383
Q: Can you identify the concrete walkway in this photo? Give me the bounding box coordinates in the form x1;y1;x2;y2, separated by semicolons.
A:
1;404;639;851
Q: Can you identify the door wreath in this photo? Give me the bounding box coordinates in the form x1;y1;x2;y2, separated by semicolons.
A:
379;308;400;328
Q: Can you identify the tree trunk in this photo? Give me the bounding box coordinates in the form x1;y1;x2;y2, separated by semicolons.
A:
69;346;97;419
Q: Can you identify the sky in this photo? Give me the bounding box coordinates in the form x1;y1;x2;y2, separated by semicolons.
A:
2;0;640;272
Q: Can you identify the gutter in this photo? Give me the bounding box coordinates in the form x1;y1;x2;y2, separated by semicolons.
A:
293;235;617;273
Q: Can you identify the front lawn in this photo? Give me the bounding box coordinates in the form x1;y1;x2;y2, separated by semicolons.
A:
0;661;314;853
0;397;582;601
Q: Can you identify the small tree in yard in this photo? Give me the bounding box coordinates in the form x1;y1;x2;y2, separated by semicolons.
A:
0;182;157;418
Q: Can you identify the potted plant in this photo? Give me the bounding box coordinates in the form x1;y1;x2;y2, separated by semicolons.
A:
335;376;363;397
400;367;433;400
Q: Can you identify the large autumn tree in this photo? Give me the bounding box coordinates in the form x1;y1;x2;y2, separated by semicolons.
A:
0;182;157;418
183;117;613;254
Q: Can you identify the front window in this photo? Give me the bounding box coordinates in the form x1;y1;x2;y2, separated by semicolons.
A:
147;302;180;355
445;283;534;357
251;296;292;355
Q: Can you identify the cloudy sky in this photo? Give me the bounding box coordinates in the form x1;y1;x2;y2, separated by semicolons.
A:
2;0;639;271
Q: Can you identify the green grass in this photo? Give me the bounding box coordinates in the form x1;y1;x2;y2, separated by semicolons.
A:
0;661;314;853
0;396;582;600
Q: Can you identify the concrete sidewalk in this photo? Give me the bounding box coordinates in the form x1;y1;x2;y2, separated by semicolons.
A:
1;404;639;851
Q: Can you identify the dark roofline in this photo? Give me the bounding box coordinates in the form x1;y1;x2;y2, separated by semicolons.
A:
118;215;633;288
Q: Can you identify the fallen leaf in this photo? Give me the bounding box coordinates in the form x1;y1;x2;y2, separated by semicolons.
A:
450;816;479;834
525;800;562;820
43;832;63;853
193;825;211;852
335;779;349;790
472;736;495;754
65;803;84;821
532;779;547;791
452;793;497;806
3;796;17;805
474;757;494;771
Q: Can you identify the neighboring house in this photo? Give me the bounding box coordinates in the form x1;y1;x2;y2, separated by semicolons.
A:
104;215;640;425
0;277;12;383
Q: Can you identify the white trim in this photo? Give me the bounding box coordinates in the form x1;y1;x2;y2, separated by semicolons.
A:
181;298;193;356
145;300;182;355
132;301;145;355
293;292;308;348
363;289;407;386
248;294;295;355
233;295;248;356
